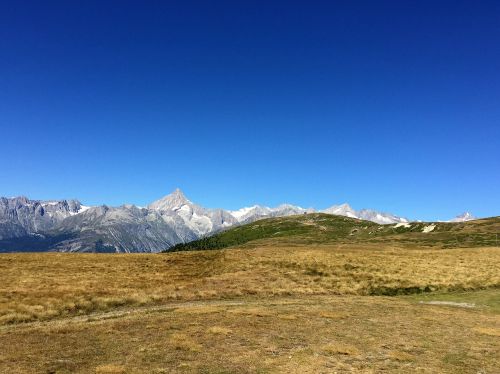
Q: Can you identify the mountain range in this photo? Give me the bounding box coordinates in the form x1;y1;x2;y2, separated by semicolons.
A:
0;189;476;253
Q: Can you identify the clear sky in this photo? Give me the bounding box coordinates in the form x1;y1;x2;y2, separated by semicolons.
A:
0;1;499;221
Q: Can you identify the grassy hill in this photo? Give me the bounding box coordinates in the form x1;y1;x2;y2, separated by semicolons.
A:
168;213;500;251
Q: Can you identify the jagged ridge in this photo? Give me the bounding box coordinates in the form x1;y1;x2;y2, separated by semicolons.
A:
0;189;480;253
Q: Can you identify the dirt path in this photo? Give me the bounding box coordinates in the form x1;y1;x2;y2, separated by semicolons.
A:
1;294;486;333
0;296;315;332
0;299;251;332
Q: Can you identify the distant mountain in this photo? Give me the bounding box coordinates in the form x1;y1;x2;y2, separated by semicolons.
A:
449;212;476;222
229;203;314;223
48;205;189;253
322;203;357;219
0;196;87;240
148;188;238;236
321;203;408;224
0;189;476;253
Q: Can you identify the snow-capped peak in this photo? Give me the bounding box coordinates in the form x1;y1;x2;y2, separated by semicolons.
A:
148;188;192;211
449;212;476;222
322;203;357;218
321;203;408;224
229;205;261;220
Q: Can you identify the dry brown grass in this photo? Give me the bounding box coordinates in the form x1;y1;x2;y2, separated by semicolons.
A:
388;350;415;361
0;295;498;373
169;333;202;352
1;245;499;372
322;342;361;356
318;311;348;319
94;364;126;373
472;326;500;337
1;245;499;325
207;326;232;335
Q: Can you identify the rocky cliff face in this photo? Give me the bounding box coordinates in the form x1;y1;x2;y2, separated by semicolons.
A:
0;197;84;240
49;205;190;253
0;192;230;253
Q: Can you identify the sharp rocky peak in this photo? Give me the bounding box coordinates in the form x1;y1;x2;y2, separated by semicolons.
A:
148;188;192;211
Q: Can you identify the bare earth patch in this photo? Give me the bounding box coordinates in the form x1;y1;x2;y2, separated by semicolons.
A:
419;301;476;308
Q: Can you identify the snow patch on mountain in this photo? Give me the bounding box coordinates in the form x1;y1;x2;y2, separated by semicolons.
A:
148;189;236;236
322;203;357;218
422;224;436;233
321;204;408;224
229;204;312;223
230;206;261;220
148;188;192;211
449;212;476;222
394;222;411;228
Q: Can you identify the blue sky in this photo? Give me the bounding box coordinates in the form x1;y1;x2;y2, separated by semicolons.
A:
0;1;499;221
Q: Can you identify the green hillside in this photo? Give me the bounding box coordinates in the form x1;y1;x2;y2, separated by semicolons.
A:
167;213;500;252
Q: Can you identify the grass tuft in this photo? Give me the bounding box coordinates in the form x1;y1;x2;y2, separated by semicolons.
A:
95;364;126;373
322;343;360;356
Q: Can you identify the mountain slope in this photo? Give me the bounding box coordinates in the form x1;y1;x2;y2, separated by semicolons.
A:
167;214;500;252
48;205;191;253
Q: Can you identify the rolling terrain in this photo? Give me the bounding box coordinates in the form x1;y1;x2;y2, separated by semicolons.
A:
1;213;499;373
168;213;500;251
